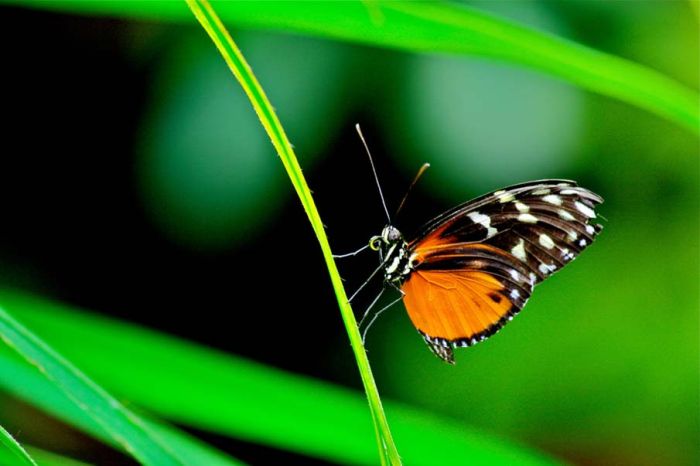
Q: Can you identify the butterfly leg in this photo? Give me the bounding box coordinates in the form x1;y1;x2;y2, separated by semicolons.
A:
361;287;405;344
389;281;405;297
332;244;369;259
348;254;392;303
358;287;384;328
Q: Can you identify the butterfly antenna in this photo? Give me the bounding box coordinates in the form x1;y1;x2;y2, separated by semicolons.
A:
355;123;391;224
395;162;430;218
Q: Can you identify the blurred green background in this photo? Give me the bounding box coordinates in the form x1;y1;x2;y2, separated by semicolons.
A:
0;1;697;465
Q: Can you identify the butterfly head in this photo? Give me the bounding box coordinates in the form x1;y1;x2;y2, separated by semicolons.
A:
369;225;403;251
369;225;414;283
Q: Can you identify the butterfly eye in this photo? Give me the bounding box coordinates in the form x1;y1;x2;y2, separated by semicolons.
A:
369;236;383;251
386;226;401;242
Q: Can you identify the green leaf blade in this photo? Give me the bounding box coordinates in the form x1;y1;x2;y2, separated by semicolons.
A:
0;344;246;466
5;0;698;134
0;423;37;466
184;0;401;463
24;447;92;466
0;307;183;466
0;291;563;466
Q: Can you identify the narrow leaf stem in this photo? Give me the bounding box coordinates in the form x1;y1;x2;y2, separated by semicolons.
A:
185;0;401;463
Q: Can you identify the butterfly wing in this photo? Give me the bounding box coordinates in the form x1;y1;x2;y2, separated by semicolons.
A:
402;180;603;363
402;244;533;364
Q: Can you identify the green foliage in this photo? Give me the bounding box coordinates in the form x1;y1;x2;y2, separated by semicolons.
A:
0;307;245;466
0;308;184;466
184;0;400;463
6;0;699;134
0;423;37;466
0;291;561;466
24;447;91;466
0;350;247;466
137;32;349;250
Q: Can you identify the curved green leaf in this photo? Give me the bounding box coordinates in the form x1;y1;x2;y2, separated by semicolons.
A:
0;350;246;466
25;447;92;466
186;1;399;463
0;291;562;466
4;0;698;134
0;424;37;466
0;306;185;466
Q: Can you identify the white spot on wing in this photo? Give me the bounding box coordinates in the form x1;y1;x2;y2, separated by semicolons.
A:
467;211;498;238
542;194;563;206
467;212;487;223
558;209;575;221
560;189;579;195
561;248;575;261
511;238;527;262
575;201;596;218
585;224;596;235
579;238;587;247
568;230;578;241
509;269;520;281
498;192;515;203
518;213;538;224
510;289;520;300
515;202;529;213
529;272;537;285
531;188;551;195
539;263;557;274
539;233;555;249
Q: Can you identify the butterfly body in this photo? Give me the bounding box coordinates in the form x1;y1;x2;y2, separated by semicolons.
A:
369;226;415;284
370;179;603;364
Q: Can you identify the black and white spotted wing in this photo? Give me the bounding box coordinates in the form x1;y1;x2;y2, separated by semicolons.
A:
402;180;603;363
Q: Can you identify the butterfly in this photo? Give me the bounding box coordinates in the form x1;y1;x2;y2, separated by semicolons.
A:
367;179;603;364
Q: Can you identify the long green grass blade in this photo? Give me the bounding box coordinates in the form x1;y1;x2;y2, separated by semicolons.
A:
0;307;182;466
0;351;246;466
0;291;562;466
5;0;698;134
0;306;245;466
184;0;400;464
0;423;37;466
25;447;92;466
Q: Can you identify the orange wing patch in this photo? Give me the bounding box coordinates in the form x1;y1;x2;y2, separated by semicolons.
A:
402;242;535;363
402;270;514;343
